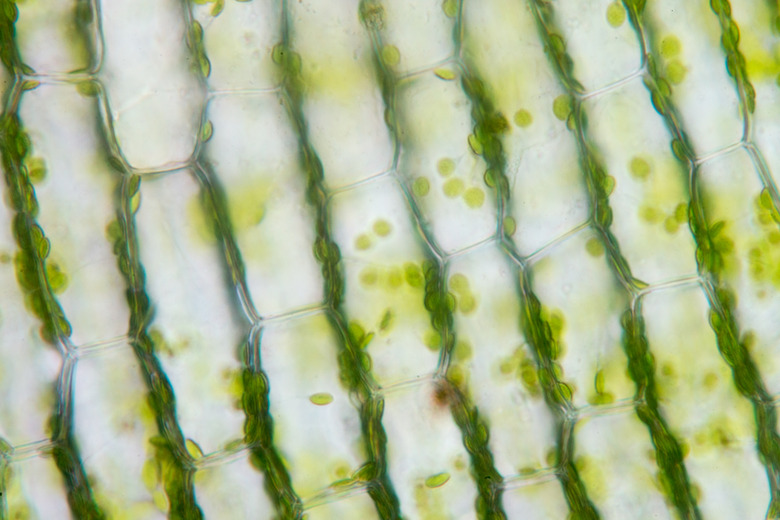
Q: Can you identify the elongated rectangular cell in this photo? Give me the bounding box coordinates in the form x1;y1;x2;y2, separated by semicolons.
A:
396;71;498;255
696;148;780;395
331;177;440;385
0;188;62;446
446;246;557;476
729;0;780;191
203;93;323;318
4;457;71;519
99;0;202;170
503;479;569;519
18;84;130;348
14;0;95;75
261;313;364;498
290;0;393;189
134;170;246;455
744;8;780;193
373;0;457;74
191;0;281;92
73;345;162;518
461;0;589;257
382;381;478;518
528;230;635;409
582;77;698;285
195;454;273;519
547;0;643;92
642;285;769;519
572;412;673;519
642;0;744;156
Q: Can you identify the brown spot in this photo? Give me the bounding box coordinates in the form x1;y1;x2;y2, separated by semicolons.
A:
431;380;458;411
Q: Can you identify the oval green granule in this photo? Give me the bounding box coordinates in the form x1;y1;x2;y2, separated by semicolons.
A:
548;309;565;334
434;68;456;80
46;261;69;294
483;168;496;188
309;393;334;406
210;0;225;16
628;156;650;180
449;273;469;293
759;188;774;209
674;203;688;224
552;94;572;121
457;293;477;314
185;439;204;459
601;175;616;195
359;267;378;287
271;43;286;65
639;205;661;223
606;2;626;27
467;134;483;155
660;35;682;59
454;340;473;361
373;219;392;237
443;178;465;198
629;156;651;180
379;308;394;331
463;187;485;208
499;357;516;375
386;267;403;288
513;108;533;128
404;262;424;287
442;0;458;17
585;237;605;258
666;60;687;85
671;138;689;161
437;158;456;177
381;45;400;66
424;330;442;351
76;80;99;97
21;79;40;91
355;234;372;250
503;216;517;236
594;370;606;394
424;472;451;488
200;120;213;142
413;177;430;197
26;157;46;184
664;216;680;234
